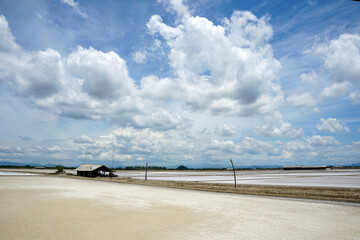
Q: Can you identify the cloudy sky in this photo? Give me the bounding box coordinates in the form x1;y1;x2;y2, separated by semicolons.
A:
0;0;359;168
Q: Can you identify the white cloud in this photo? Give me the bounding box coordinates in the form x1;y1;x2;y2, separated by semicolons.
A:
0;17;65;98
146;8;283;116
320;82;349;98
74;135;95;144
350;91;360;104
67;47;135;100
287;92;318;107
300;71;318;85
46;146;63;153
316;118;350;133
130;108;192;130
306;135;339;146
254;111;304;138
132;51;147;63
239;137;274;155
0;145;11;153
215;124;238;137
17;49;65;98
286;140;312;152
316;33;360;85
60;0;87;18
0;15;20;53
0;15;191;132
112;127;166;155
158;0;190;18
140;75;183;100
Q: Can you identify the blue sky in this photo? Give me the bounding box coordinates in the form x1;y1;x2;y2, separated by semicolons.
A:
0;0;359;168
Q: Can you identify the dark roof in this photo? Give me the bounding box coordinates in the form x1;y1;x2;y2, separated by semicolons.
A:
75;164;111;172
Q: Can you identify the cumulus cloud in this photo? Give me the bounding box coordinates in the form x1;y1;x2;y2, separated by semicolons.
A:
350;91;360;104
0;15;20;53
300;71;318;85
146;8;283;116
140;75;183;100
132;51;147;63
17;49;65;98
60;0;87;18
254;111;304;138
316;33;360;85
67;47;135;100
158;0;190;18
74;135;95;144
240;137;273;155
320;82;349;98
316;118;350;133
46;146;63;153
286;140;312;152
306;135;339;146
0;145;11;153
112;127;165;155
0;16;64;99
287;92;318;107
215;124;238;137
0;15;190;132
130;108;192;130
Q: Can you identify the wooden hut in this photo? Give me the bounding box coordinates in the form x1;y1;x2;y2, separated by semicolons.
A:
75;164;112;177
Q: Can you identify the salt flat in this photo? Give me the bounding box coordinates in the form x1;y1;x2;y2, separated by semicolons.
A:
2;168;360;188
1;176;359;240
123;169;360;188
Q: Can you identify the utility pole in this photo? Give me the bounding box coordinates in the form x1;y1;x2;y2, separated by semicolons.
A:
112;145;114;170
230;159;236;188
110;145;114;180
145;162;148;181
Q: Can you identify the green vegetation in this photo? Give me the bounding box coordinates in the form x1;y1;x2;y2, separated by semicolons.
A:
55;165;64;174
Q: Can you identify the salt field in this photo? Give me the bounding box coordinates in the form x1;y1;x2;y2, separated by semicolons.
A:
0;171;37;176
121;169;360;188
2;168;360;188
1;176;360;240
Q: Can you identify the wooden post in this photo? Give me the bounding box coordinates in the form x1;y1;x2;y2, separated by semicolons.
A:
145;162;148;181
230;159;236;188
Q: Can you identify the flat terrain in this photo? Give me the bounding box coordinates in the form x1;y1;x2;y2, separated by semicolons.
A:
3;168;360;189
1;176;360;240
118;169;360;188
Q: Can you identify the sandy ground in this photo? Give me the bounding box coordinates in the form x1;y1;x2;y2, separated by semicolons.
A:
1;176;360;240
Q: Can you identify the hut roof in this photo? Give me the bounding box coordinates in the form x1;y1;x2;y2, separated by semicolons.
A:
75;164;111;172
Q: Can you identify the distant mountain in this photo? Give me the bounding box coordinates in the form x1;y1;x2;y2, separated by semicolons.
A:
0;161;31;166
0;161;56;168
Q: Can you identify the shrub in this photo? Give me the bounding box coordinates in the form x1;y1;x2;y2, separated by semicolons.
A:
55;165;64;174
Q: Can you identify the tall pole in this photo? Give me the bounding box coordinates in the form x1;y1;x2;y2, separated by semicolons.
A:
230;159;236;188
145;162;148;181
112;145;114;169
